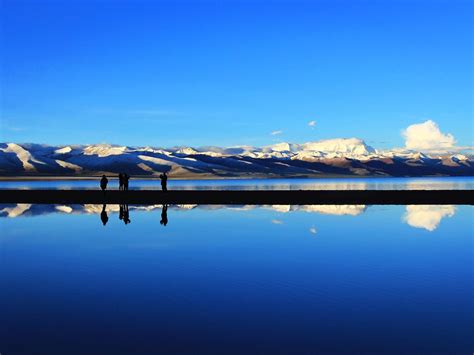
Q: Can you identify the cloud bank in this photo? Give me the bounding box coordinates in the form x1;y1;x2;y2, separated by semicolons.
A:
403;120;456;152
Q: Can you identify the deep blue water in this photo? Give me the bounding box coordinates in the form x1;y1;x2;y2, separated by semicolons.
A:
0;176;473;190
0;203;472;354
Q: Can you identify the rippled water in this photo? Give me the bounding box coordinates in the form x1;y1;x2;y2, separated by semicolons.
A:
1;176;473;190
1;203;472;354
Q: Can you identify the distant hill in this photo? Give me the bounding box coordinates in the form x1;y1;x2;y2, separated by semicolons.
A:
1;139;472;178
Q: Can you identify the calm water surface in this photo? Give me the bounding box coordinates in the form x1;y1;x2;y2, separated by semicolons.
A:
1;176;473;190
1;203;472;354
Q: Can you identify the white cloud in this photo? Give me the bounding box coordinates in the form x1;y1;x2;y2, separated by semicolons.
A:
402;120;456;152
309;226;317;234
272;219;284;224
403;205;456;231
308;120;316;128
270;130;283;136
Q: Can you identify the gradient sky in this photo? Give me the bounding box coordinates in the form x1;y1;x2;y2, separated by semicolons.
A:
1;0;472;149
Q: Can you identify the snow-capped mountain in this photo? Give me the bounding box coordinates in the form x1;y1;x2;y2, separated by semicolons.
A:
0;139;472;178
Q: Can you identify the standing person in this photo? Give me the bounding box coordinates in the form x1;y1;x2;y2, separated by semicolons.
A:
118;173;124;191
159;172;168;192
100;175;108;193
123;174;130;191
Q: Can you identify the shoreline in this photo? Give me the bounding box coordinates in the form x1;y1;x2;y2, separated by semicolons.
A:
2;189;473;205
0;175;473;182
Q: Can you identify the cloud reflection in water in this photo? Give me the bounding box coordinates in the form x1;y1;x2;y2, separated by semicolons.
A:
403;205;456;231
0;203;460;231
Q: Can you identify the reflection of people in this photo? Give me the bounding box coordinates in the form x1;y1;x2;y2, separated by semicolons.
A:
122;204;131;225
119;173;124;191
160;204;168;226
100;175;108;192
159;172;168;192
100;204;108;226
119;204;124;221
123;174;130;191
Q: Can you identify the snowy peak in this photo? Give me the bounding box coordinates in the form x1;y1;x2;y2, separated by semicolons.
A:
175;147;199;155
302;138;376;157
0;141;472;178
83;144;128;157
264;142;300;153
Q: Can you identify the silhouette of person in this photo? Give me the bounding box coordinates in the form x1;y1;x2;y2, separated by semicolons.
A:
159;172;168;192
100;204;108;226
119;204;124;221
100;175;108;193
160;204;168;226
123;204;131;225
119;173;124;191
123;174;130;191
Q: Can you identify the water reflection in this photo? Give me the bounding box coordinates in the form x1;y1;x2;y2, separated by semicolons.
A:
0;203;462;232
0;203;32;217
1;176;473;190
403;205;456;231
2;201;471;354
160;204;168;226
119;204;131;225
100;204;108;226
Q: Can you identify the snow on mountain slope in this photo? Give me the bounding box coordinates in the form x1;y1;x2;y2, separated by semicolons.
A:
83;144;128;157
178;139;374;159
55;159;83;172
0;141;472;177
0;143;46;171
55;146;72;154
291;150;324;161
138;155;176;166
175;147;199;155
137;163;158;174
301;138;376;158
264;142;301;153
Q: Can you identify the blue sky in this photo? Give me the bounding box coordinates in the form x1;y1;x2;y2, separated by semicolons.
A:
1;0;472;149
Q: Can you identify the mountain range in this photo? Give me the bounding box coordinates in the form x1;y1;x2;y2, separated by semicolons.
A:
1;139;472;178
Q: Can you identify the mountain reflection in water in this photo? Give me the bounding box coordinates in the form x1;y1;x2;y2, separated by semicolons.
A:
1;201;472;355
0;203;460;231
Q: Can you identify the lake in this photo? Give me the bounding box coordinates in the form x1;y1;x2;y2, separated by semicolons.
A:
1;202;472;354
1;176;473;190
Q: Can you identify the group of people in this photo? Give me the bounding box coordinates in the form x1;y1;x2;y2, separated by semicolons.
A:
100;203;168;226
99;171;169;226
100;172;168;192
118;173;131;191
